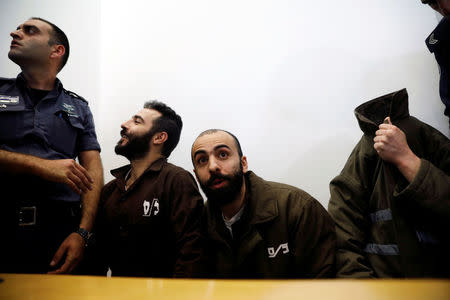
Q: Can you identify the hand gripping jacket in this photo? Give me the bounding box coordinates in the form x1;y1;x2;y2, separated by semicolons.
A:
329;89;450;278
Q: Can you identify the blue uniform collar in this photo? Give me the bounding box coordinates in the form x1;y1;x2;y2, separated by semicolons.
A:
16;73;80;118
16;72;64;94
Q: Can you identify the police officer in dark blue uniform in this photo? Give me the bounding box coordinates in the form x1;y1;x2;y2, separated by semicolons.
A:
422;0;450;128
0;17;103;274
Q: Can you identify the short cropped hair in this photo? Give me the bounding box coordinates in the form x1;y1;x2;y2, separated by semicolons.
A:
144;100;183;158
31;17;69;72
193;129;243;162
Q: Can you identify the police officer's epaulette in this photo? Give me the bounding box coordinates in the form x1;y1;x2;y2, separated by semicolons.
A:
63;88;89;104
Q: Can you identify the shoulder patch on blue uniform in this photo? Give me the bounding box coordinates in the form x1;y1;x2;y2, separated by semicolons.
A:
63;89;88;104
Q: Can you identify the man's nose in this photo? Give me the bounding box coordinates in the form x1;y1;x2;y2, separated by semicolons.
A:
208;157;220;172
120;122;128;132
121;119;132;130
10;29;22;39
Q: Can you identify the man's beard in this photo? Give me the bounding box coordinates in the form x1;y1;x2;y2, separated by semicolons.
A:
199;162;244;206
114;129;154;161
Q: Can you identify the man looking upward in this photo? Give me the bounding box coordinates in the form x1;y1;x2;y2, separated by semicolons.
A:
0;18;103;274
93;101;205;277
191;129;335;278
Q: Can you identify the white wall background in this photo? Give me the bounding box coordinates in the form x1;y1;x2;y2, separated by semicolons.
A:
1;0;447;208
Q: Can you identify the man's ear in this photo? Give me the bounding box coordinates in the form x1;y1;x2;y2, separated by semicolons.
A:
50;44;65;60
153;132;168;145
241;156;248;173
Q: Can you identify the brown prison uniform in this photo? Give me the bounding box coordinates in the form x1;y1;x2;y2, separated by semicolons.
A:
204;171;336;278
91;157;206;277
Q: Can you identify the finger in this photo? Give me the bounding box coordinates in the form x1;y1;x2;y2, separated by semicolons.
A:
68;172;89;193
49;244;66;269
375;129;388;137
373;142;383;153
65;178;83;194
70;164;93;192
74;162;94;183
384;117;392;125
73;162;93;186
378;123;393;130
48;257;73;274
65;170;88;193
73;165;93;191
374;135;387;143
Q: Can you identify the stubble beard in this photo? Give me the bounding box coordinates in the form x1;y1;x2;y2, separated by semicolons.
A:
8;50;27;67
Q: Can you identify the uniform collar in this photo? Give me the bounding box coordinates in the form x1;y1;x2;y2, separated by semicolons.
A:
143;156;167;173
245;171;279;224
110;157;167;190
16;72;63;93
354;88;410;136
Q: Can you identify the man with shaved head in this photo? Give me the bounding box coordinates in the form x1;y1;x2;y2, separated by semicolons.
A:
191;129;336;278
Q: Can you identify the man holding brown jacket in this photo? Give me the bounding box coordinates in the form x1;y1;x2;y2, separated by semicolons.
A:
329;89;450;278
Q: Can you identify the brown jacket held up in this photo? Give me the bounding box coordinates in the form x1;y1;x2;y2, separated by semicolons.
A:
329;89;450;278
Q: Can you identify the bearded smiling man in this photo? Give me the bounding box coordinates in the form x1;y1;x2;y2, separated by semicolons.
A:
191;129;336;278
91;101;206;277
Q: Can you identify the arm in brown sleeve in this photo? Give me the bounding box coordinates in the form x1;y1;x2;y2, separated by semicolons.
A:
170;171;207;278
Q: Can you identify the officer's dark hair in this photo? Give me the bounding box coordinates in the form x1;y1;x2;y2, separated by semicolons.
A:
191;129;243;164
31;17;69;72
144;100;183;158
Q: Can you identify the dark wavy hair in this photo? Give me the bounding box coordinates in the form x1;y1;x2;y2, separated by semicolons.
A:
144;100;183;158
